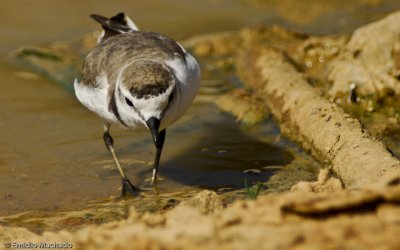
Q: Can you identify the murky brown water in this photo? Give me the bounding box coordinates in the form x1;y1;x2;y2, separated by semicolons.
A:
1;0;400;216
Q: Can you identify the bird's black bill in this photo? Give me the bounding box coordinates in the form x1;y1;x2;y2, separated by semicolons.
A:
146;117;161;146
146;117;166;185
151;129;166;185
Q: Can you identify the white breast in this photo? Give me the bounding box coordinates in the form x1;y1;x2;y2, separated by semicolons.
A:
74;75;118;124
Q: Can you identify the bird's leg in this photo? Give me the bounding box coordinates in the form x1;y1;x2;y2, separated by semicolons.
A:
150;129;166;186
103;124;138;197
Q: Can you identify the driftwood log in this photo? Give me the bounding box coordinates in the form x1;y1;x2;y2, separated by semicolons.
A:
238;47;400;188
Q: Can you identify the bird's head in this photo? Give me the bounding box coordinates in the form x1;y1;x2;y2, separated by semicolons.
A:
117;60;175;144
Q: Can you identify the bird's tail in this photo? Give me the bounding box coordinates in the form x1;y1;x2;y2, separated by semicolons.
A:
90;12;139;43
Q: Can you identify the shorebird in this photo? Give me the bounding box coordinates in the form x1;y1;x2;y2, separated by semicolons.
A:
74;13;201;196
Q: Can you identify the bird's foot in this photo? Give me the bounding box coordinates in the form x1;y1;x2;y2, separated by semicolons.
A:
150;176;157;186
121;177;140;197
144;176;163;185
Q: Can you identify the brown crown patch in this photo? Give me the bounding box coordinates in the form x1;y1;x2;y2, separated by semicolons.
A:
121;61;175;99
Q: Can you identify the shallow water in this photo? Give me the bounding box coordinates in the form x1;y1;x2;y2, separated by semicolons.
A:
1;0;400;216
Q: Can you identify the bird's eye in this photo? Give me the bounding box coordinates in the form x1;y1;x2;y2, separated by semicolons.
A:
125;97;134;107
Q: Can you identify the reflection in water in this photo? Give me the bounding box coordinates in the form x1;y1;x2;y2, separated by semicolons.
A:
159;120;293;189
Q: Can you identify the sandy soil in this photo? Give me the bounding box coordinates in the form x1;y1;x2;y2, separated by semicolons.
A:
1;175;400;249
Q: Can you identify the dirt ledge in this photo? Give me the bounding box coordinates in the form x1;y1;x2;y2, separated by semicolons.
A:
1;186;400;250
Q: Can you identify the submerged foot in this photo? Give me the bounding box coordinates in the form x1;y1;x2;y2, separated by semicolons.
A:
121;177;140;197
150;176;157;186
144;176;164;185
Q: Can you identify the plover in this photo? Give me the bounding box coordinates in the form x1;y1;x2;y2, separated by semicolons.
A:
74;13;201;196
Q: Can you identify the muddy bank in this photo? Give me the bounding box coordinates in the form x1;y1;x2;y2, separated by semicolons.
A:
237;47;400;188
184;14;400;137
328;11;400;97
1;184;400;250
